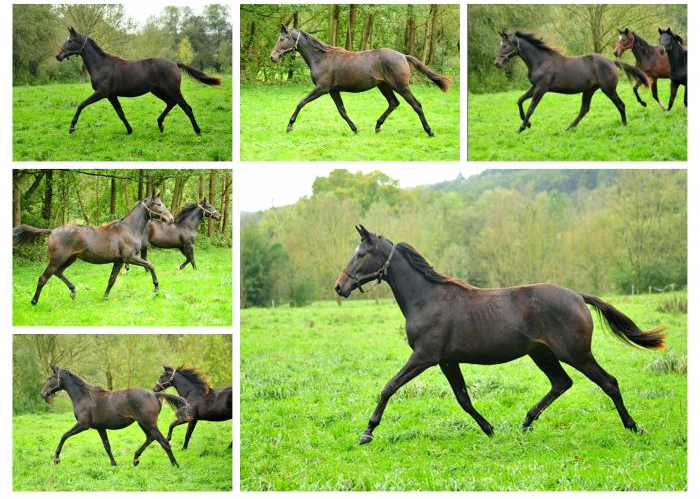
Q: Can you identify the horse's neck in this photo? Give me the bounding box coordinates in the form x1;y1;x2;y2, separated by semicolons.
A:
631;36;652;60
518;39;556;72
179;209;203;230
62;375;91;405
123;203;150;235
296;37;326;71
384;249;438;319
174;374;201;398
669;42;686;64
81;40;107;76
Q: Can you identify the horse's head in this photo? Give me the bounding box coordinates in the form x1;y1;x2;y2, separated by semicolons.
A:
153;365;175;392
270;24;301;62
659;27;681;55
335;225;394;298
614;28;634;58
40;365;63;401
199;197;221;221
56;27;88;62
143;193;174;224
495;31;519;68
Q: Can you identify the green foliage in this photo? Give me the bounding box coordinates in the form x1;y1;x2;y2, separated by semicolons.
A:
13;76;232;161
241;294;686;490
177;36;195;64
467;87;687;161
240;83;460;161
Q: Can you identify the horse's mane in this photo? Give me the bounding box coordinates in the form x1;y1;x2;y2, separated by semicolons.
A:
515;31;562;54
61;368;107;393
629;31;654;54
174;203;201;223
393;241;478;291
299;29;348;54
85;36;116;58
175;365;212;395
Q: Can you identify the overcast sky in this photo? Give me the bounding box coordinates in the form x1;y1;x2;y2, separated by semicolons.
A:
237;165;486;213
123;3;192;26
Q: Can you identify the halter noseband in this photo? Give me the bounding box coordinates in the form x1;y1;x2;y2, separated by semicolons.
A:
617;33;635;51
64;35;90;58
155;369;177;391
499;35;521;63
197;203;218;217
141;200;167;221
45;368;63;397
278;30;302;56
342;243;396;293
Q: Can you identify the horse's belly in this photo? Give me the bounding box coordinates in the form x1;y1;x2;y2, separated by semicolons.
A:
93;417;134;430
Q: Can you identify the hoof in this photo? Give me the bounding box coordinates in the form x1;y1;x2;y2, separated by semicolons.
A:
103;294;110;300
359;433;373;445
69;127;75;134
134;458;139;466
640;102;647;107
153;288;160;294
54;457;60;464
527;122;531;128
158;124;164;133
31;300;37;306
70;291;76;300
375;128;381;133
126;129;133;135
287;126;293;132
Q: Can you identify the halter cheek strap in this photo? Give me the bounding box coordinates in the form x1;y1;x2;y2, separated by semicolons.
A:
342;244;396;293
155;369;176;390
198;203;219;217
279;30;302;56
141;201;167;221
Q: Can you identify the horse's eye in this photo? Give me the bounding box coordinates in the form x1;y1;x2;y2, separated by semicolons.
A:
357;251;366;258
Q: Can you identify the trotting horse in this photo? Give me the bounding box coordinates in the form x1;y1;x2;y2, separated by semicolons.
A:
495;31;650;131
13;193;173;305
658;27;687;111
56;27;221;134
154;366;232;449
334;225;666;444
270;24;452;136
140;198;221;270
613;28;671;109
40;366;192;466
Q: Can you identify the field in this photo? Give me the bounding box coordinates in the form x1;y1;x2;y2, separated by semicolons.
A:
13;246;232;326
13;407;231;491
468;84;687;161
13;76;232;161
240;83;460;161
241;294;687;491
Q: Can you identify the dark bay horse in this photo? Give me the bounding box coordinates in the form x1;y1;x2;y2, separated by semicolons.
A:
56;27;221;134
613;28;670;109
13;193;173;305
658;27;687;111
495;31;650;132
270;25;452;137
141;198;221;270
334;226;666;445
40;366;192;466
154;366;232;450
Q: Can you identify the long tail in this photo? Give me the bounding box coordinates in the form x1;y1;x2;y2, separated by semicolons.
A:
404;54;452;92
176;62;222;87
155;392;194;421
582;294;666;349
13;225;52;246
614;60;650;88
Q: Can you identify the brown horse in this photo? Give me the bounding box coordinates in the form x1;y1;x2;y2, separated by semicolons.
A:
56;27;221;134
613;28;671;110
40;366;192;466
13;193;173;305
270;25;452;136
335;226;666;444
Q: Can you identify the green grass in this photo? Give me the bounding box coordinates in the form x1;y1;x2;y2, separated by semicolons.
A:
13;409;231;491
13;76;232;161
468;84;687;161
241;293;687;491
13;246;232;326
240;83;460;161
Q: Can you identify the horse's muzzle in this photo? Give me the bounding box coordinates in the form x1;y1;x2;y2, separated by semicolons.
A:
56;52;66;62
494;59;503;68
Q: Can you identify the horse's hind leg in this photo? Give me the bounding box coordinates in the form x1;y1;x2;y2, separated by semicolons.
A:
32;264;57;305
375;83;400;133
565;354;637;431
55;255;77;300
152;90;177;132
103;262;124;299
602;87;626;125
108;96;133;134
178;243;196;270
566;88;597;130
175;94;202;134
523;346;573;430
97;429;117;466
439;362;494;436
150;426;179;466
287;87;326;132
396;87;434;137
133;425;154;466
329;91;358;133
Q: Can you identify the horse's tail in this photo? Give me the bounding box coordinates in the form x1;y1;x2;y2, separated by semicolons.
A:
176;62;222;87
404;54;452;92
581;294;666;349
155;392;194;421
13;225;52;246
614;60;650;87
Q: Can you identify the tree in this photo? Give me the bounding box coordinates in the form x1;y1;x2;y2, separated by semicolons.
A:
345;5;357;50
177;36;194;64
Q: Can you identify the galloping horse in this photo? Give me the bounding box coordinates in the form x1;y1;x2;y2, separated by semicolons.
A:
495;31;650;131
13;193;173;305
658;27;687;111
270;25;452;136
335;226;665;444
41;366;191;466
56;27;221;134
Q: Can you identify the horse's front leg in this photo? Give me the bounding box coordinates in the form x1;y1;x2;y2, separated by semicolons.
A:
126;256;160;294
519;89;546;132
69;90;106;133
329;91;358;133
54;422;89;464
360;351;434;444
287;87;326;132
103;262;124;299
666;80;679;111
517;86;535;129
167;418;188;441
108;96;133;134
97;428;117;466
650;79;666;110
182;419;198;450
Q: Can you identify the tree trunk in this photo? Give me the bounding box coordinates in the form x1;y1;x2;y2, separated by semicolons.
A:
42;170;53;222
420;6;434;63
330;5;340;46
13;171;22;227
219;174;231;233
208;170;217;237
360;13;374;51
405;5;416;55
428;5;439;67
22;171;45;201
137;169;144;200
110;177;117;218
287;11;299;80
123;178;130;210
199;174;205;200
345;4;357;50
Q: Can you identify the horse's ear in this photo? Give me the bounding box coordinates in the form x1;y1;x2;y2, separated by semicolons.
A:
358;224;372;239
658;27;664;34
280;24;288;34
50;365;58;373
202;197;207;203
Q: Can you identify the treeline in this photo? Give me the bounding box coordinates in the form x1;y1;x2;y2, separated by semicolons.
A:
241;169;687;308
468;4;687;93
12;169;233;259
13;334;232;414
240;4;459;84
13;4;232;85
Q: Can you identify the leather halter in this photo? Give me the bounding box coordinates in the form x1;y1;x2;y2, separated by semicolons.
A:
342;243;396;293
141;200;168;221
617;33;635;51
155;369;177;391
498;35;521;63
197;203;219;217
278;30;302;57
64;35;90;58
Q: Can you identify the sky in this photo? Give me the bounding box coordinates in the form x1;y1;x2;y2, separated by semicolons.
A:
237;165;486;213
123;3;191;27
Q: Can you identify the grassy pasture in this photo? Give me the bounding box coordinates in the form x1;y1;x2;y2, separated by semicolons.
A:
13;246;232;326
13;409;232;491
240;83;460;161
241;294;687;491
13;76;232;161
467;83;687;161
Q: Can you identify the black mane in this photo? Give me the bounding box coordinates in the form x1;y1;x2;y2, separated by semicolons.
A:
174;203;201;224
176;365;211;395
515;31;561;54
394;241;477;291
61;368;105;392
298;29;346;53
